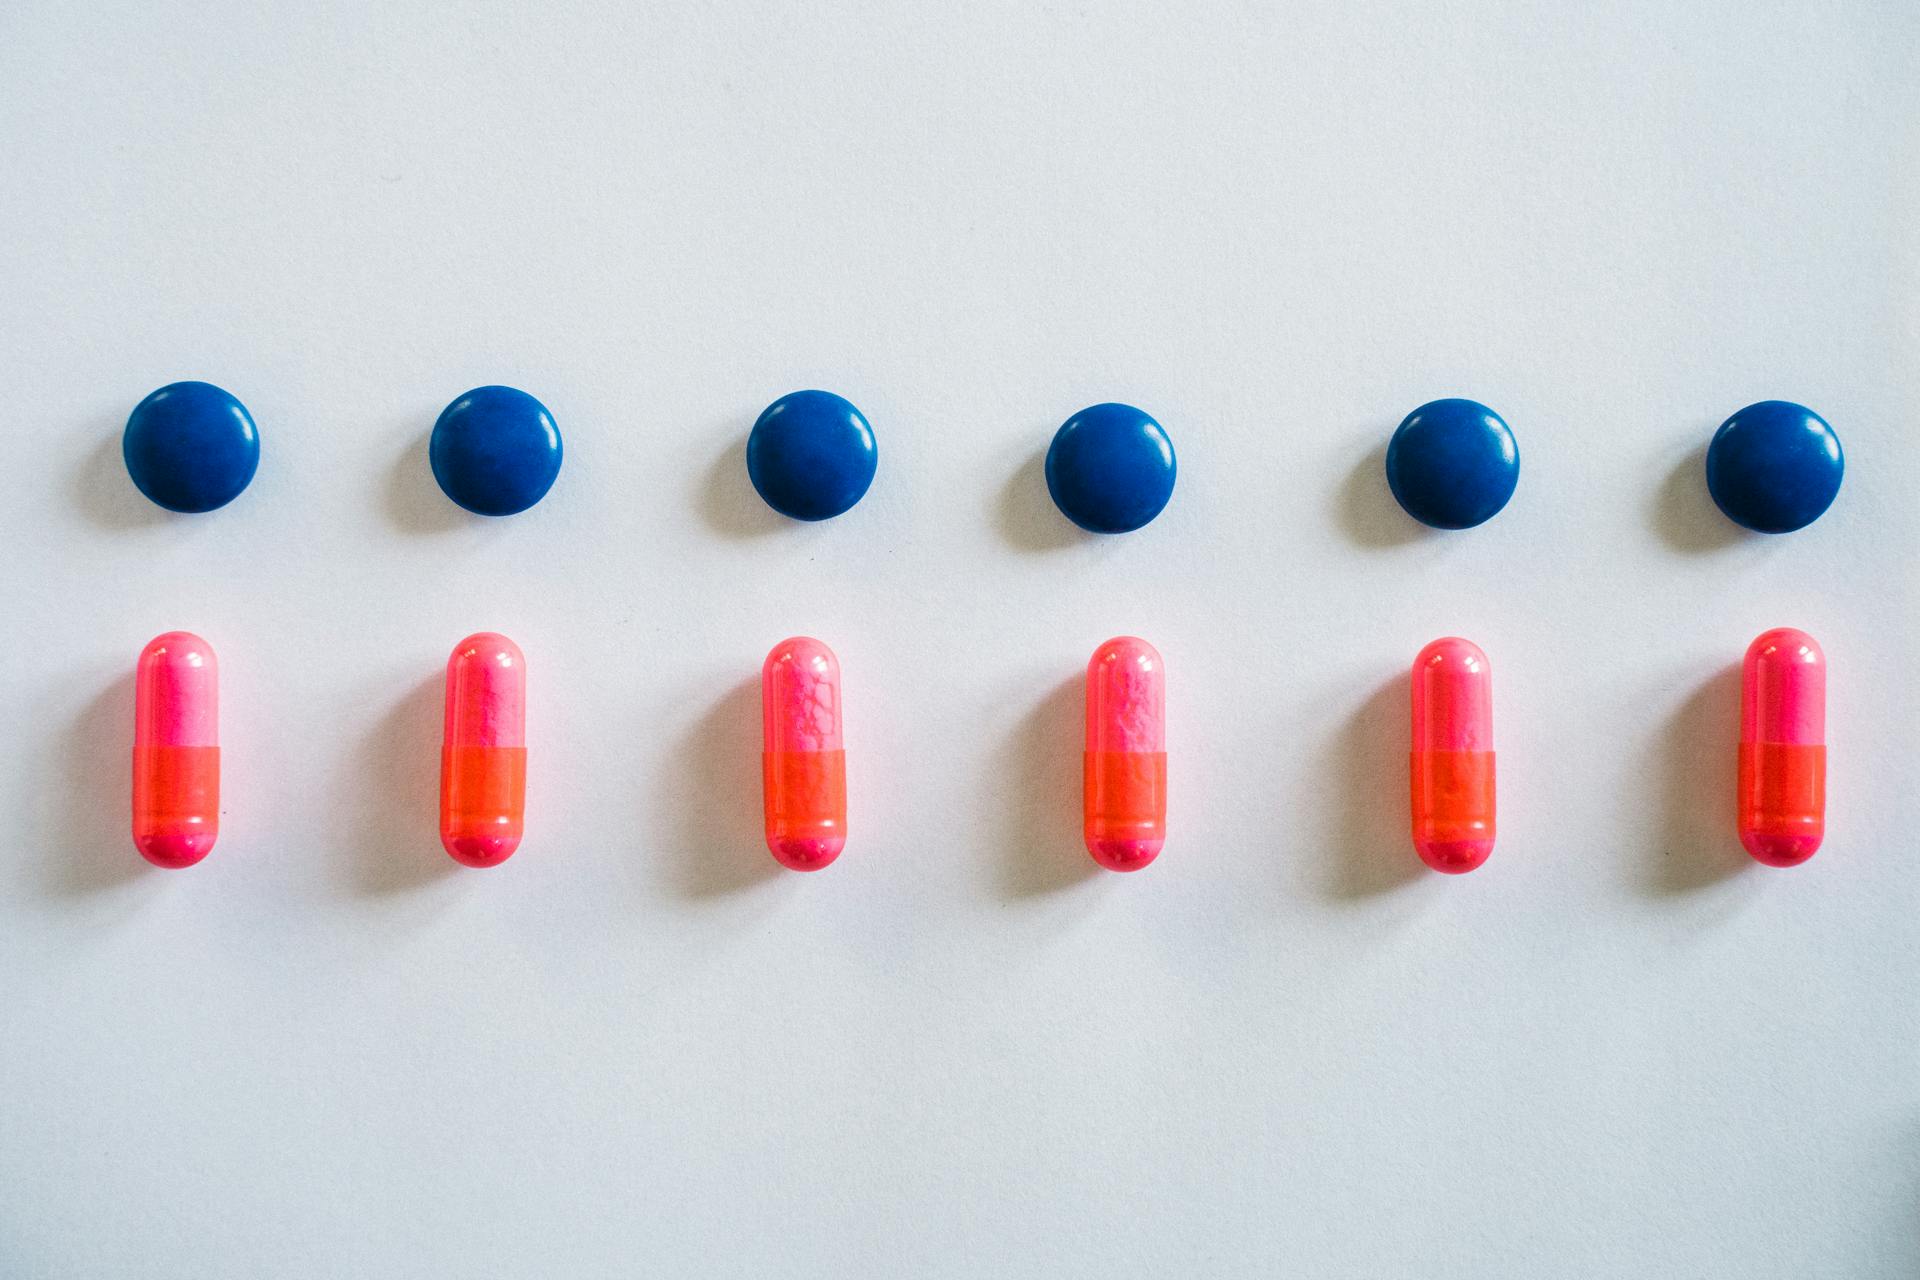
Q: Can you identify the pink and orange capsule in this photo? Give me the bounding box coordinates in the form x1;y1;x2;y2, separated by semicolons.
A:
132;631;220;868
1738;627;1825;867
761;637;847;870
440;632;527;868
1083;636;1166;871
1410;637;1495;874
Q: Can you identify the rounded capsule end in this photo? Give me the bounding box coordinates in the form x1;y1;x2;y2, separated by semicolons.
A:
1415;837;1492;875
1740;830;1820;868
141;629;215;662
1414;636;1488;669
443;831;521;868
136;830;215;869
449;632;526;680
1087;836;1162;872
1746;626;1821;664
768;834;844;872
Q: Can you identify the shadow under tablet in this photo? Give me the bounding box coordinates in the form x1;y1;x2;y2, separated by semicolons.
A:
699;438;789;541
1652;443;1744;554
74;430;171;531
384;428;469;535
1336;442;1434;550
996;446;1085;553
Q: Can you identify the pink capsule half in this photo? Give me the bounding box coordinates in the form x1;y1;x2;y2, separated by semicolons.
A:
1738;627;1825;867
1410;637;1495;874
132;631;219;868
440;633;527;868
1083;637;1166;871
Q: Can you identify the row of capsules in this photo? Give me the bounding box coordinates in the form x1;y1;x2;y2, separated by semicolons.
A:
129;627;1829;872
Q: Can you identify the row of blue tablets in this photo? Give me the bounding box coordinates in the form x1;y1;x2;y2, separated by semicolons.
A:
121;383;1847;535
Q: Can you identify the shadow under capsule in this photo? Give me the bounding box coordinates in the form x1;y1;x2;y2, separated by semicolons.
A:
1643;663;1750;894
1321;672;1426;899
340;672;462;895
658;676;784;898
992;673;1100;898
41;672;152;896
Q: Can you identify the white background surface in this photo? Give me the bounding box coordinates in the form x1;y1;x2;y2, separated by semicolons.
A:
1;1;1916;1275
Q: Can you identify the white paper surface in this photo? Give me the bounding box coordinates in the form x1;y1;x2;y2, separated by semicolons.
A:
1;1;1916;1275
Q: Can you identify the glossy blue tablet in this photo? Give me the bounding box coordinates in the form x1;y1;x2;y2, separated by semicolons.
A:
746;390;877;522
1705;401;1843;534
1044;403;1176;534
430;386;563;517
123;381;260;513
1384;398;1519;530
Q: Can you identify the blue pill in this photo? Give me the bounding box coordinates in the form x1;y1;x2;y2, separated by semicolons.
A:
429;386;563;517
1384;398;1519;530
122;381;260;513
1044;403;1177;534
746;390;877;522
1705;401;1843;534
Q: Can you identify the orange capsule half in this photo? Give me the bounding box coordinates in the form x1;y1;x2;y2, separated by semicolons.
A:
440;632;527;868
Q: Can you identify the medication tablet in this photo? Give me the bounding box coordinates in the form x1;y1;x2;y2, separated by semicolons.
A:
429;386;563;516
746;390;877;522
1706;401;1843;534
123;382;259;513
1385;398;1518;530
1045;404;1176;534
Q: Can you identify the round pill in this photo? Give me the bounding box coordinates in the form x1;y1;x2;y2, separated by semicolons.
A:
429;386;564;517
1705;401;1843;534
1384;398;1520;530
746;390;877;522
122;381;260;513
1044;403;1177;534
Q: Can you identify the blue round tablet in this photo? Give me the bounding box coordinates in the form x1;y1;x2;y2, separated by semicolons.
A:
746;390;877;522
122;381;260;513
1044;403;1177;534
1705;401;1842;534
1384;398;1519;530
429;386;563;517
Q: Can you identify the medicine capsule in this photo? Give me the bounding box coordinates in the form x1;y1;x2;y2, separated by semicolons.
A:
440;632;527;868
1083;636;1166;871
1738;627;1825;867
1410;637;1495;873
761;637;847;870
132;631;219;868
